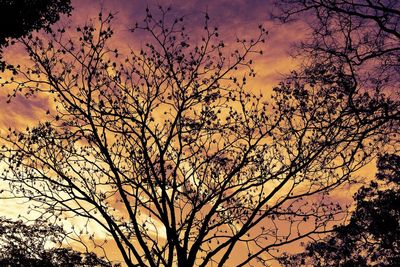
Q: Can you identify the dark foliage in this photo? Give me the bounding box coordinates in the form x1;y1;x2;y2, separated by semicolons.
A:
0;0;72;46
0;0;72;71
0;217;112;267
280;154;400;266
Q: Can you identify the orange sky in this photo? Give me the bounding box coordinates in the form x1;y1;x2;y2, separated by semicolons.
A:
0;1;379;266
1;0;307;132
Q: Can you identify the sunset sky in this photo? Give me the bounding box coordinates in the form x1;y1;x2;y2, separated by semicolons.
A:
1;0;307;130
0;0;382;266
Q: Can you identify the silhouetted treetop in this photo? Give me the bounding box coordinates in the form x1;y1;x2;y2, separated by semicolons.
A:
0;0;72;46
275;0;400;98
0;217;113;266
280;154;400;266
0;0;72;72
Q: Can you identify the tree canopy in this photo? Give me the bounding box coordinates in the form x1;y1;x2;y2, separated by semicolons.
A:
0;5;398;267
0;0;72;46
0;0;72;71
0;217;112;266
280;154;400;266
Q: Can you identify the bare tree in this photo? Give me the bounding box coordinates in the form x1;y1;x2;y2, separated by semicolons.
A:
275;0;399;114
0;7;398;266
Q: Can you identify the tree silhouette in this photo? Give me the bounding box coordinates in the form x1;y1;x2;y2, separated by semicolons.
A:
0;0;72;46
275;0;399;77
275;0;399;122
280;154;400;266
0;7;398;266
0;217;112;266
0;0;72;71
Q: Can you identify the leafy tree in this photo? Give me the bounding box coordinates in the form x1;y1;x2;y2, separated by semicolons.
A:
0;7;398;266
280;154;400;266
0;217;112;266
0;0;72;46
0;0;72;71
